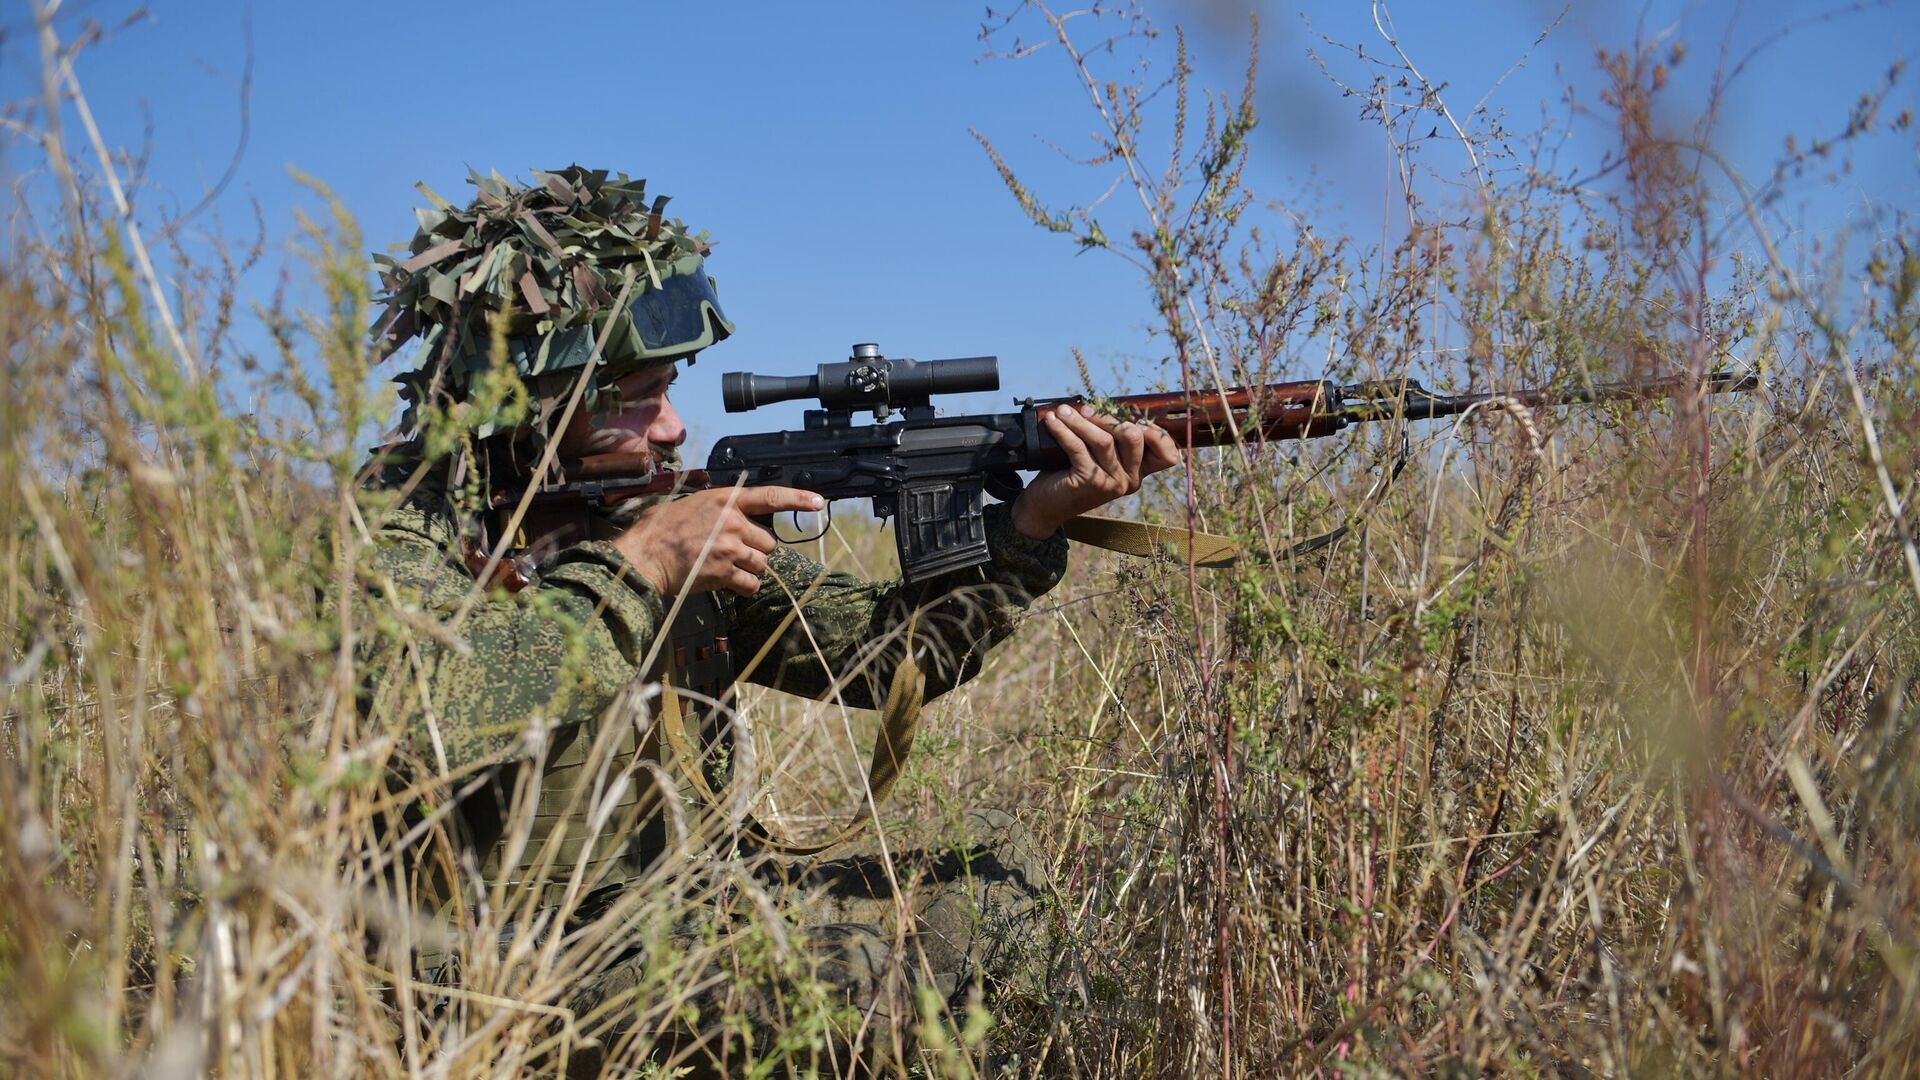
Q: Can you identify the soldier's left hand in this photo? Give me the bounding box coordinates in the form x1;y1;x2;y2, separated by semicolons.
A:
1011;404;1182;539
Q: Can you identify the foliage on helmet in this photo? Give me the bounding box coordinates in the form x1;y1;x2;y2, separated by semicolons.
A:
371;165;713;400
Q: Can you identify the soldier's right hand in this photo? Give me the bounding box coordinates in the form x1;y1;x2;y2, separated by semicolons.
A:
613;486;825;598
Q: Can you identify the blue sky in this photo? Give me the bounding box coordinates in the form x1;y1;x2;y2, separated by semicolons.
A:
5;0;1914;453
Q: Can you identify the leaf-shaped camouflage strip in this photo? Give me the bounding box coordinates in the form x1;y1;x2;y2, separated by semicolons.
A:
401;239;467;273
371;165;713;388
517;272;550;315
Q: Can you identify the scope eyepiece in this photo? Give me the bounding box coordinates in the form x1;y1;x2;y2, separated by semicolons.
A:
722;344;1000;413
721;370;816;412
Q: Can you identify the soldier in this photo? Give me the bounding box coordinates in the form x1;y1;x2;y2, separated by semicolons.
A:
359;167;1178;1074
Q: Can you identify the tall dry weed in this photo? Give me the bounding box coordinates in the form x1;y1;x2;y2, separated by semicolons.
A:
963;3;1920;1076
5;2;1920;1078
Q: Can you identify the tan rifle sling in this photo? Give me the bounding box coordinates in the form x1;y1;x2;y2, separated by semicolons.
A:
1059;514;1239;568
657;609;925;857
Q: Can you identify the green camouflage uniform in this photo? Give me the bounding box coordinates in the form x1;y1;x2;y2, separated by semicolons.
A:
360;485;1067;1071
364;492;1065;773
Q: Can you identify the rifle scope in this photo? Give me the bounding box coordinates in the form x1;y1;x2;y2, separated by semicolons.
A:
722;343;1000;413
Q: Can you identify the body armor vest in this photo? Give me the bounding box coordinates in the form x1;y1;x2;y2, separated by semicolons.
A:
466;506;739;909
470;592;735;908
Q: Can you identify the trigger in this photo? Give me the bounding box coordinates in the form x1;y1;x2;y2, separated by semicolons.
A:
796;503;829;543
774;506;830;544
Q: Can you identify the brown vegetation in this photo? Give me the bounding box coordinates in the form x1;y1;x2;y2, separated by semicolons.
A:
5;2;1919;1076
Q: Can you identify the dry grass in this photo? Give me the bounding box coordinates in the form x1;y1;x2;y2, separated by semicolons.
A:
7;3;1920;1077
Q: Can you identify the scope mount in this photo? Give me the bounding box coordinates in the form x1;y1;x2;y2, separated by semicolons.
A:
816;343;924;427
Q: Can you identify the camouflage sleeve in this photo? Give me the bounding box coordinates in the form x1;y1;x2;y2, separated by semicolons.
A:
722;502;1069;708
358;503;665;773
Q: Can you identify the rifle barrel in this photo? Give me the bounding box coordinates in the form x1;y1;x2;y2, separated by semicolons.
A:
1338;369;1761;424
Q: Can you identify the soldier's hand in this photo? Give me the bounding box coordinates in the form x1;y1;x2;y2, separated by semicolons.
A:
1011;404;1183;540
614;486;824;597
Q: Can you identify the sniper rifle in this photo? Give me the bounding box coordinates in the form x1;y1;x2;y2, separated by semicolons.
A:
492;342;1760;585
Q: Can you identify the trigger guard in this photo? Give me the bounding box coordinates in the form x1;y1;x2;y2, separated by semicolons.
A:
985;470;1026;503
775;505;830;544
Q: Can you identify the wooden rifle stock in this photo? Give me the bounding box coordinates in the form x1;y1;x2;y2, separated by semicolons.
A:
1106;380;1338;447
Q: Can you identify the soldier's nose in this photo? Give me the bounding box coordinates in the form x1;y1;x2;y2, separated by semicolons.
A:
648;395;687;448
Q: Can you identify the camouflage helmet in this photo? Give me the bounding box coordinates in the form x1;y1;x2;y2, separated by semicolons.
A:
372;166;732;406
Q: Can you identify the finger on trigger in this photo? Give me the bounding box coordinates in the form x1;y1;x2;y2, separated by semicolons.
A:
737;486;826;516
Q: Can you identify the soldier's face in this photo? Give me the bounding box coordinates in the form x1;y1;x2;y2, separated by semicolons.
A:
554;364;686;458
